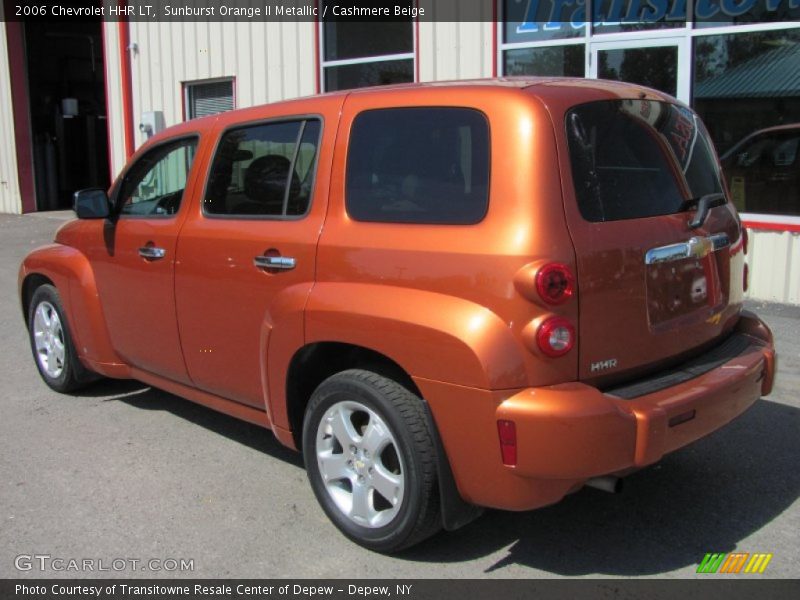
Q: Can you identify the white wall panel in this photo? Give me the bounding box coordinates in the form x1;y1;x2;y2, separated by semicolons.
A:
419;3;494;82
746;228;800;305
0;17;22;213
122;20;315;151
105;20;315;177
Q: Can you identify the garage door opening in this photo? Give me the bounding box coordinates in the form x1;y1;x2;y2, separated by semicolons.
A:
23;17;110;211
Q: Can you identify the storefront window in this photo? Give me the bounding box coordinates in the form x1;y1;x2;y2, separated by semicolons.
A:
694;0;800;28
693;29;800;216
500;3;800;216
503;0;583;43
598;46;678;96
592;0;684;34
504;45;585;77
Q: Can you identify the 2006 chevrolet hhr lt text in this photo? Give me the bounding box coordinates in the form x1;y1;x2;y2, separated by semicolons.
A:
19;79;777;552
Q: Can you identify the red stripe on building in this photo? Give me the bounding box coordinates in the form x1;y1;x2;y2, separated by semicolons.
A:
5;18;36;212
314;0;321;94
118;3;135;159
743;220;800;233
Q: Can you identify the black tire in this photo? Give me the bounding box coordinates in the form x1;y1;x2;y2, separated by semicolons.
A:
27;284;95;393
302;369;441;553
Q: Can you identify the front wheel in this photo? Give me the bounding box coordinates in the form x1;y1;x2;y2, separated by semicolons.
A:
28;284;95;393
302;369;441;552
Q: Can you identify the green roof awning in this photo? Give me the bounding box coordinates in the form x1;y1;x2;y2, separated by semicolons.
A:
694;42;800;99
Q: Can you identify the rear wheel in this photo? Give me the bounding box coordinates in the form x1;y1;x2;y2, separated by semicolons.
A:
28;284;95;393
302;369;441;552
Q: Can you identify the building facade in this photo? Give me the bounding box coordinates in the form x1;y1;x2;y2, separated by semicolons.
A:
1;1;798;303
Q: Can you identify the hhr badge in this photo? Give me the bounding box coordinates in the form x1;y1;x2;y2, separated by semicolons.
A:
590;358;618;373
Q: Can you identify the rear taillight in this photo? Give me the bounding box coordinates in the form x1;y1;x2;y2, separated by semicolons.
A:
743;262;749;292
537;317;575;357
497;420;517;466
535;263;574;305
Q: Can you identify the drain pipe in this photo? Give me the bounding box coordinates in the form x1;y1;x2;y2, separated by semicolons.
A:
585;476;623;494
117;3;135;159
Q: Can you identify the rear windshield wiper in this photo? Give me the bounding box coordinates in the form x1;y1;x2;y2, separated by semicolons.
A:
681;193;726;229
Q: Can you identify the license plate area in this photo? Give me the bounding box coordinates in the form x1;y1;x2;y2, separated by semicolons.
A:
646;258;716;326
644;234;730;328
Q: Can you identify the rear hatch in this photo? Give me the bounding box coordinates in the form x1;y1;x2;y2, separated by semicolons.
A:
561;99;746;385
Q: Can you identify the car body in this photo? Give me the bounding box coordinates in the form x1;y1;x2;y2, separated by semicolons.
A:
720;123;800;216
19;78;777;552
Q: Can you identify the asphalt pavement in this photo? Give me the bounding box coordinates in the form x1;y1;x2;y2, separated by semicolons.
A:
1;211;798;579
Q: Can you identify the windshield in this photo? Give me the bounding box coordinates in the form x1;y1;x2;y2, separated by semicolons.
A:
566;100;724;222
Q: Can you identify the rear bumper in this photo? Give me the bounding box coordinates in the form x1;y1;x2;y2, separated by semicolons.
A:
417;312;776;511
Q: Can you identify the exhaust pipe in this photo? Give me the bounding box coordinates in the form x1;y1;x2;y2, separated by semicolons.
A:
585;476;622;494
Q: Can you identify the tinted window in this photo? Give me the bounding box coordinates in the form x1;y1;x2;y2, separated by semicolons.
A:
722;129;800;216
504;45;585;77
323;17;412;62
597;46;678;97
566;100;724;222
346;108;490;224
204;119;321;217
119;138;198;217
324;59;413;92
693;29;800;217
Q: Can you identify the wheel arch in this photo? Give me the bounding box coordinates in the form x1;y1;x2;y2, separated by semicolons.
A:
284;340;482;532
20;272;55;325
285;342;420;449
19;244;124;372
267;282;528;440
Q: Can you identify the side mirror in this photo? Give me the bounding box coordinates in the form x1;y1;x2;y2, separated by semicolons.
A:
73;188;111;219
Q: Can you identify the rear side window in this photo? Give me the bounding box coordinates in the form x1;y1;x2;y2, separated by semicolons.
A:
566;100;724;222
346;108;489;224
204;119;321;217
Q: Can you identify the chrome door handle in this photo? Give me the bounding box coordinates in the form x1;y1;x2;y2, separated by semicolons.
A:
254;255;296;270
644;234;730;265
138;246;166;260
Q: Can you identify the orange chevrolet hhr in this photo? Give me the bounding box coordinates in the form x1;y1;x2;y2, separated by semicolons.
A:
19;79;776;552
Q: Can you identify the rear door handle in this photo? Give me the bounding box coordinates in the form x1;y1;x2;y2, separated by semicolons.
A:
138;246;166;260
644;234;730;265
254;256;296;270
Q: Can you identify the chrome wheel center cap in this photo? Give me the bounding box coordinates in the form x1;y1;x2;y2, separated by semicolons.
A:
354;458;367;474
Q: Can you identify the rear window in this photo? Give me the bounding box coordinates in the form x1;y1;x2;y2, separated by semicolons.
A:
346;107;490;224
566;100;724;222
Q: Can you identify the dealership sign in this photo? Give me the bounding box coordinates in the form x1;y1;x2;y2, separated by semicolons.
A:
511;0;800;36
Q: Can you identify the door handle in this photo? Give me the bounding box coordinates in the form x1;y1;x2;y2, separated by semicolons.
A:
138;246;166;260
644;234;730;265
253;255;296;270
